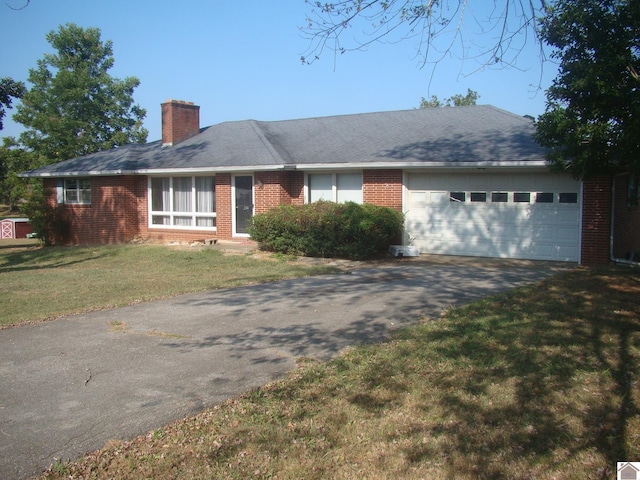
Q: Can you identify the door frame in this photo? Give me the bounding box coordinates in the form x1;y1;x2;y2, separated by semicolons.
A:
232;174;254;237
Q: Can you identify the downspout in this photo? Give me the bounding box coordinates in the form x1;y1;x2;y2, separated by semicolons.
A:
610;173;639;266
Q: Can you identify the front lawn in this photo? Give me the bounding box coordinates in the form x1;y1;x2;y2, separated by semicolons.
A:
0;243;337;327
37;266;640;479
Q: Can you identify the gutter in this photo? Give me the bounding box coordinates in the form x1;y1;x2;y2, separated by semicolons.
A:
18;160;550;178
18;164;292;178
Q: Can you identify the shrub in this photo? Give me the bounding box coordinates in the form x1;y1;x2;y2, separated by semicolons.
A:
249;201;404;259
20;186;69;246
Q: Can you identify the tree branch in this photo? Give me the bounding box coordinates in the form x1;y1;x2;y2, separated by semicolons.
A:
5;0;30;10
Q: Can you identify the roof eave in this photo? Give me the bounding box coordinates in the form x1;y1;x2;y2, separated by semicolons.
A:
18;160;549;178
298;161;549;170
18;164;292;178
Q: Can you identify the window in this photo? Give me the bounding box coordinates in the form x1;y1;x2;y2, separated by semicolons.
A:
514;192;531;203
62;178;91;204
559;192;578;204
628;176;639;207
470;192;487;202
150;176;216;228
536;192;554;203
307;173;363;203
449;192;466;202
491;192;508;203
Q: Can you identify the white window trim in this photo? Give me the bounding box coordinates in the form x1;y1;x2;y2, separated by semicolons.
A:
57;178;91;205
304;171;363;204
148;176;217;230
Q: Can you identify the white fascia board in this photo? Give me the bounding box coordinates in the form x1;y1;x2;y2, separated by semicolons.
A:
19;165;291;178
135;165;281;175
18;170;127;178
299;161;549;170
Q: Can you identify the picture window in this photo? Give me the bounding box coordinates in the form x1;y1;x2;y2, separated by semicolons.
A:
150;176;216;228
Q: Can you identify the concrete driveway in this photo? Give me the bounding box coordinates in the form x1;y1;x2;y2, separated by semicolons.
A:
0;258;570;479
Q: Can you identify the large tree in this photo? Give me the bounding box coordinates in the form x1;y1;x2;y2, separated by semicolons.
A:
301;0;546;70
534;0;640;179
0;77;25;131
14;23;148;164
420;88;479;108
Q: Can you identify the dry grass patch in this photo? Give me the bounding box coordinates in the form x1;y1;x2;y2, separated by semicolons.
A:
37;266;640;479
0;244;338;327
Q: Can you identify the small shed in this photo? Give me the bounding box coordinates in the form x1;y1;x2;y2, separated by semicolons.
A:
1;218;34;239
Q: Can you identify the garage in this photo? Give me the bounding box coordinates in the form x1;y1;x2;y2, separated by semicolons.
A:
405;171;582;262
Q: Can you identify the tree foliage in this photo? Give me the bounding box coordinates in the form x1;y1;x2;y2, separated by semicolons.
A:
301;0;546;71
0;138;41;211
13;23;148;164
534;0;640;179
420;88;479;108
0;77;26;131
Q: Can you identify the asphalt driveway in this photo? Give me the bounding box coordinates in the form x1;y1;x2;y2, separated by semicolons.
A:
0;258;571;479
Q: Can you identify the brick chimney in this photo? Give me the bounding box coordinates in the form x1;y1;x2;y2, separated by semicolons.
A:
161;100;200;146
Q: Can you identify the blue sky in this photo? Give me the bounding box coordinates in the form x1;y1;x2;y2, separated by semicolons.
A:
0;0;557;143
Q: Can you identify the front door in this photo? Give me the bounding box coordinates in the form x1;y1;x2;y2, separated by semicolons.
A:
234;175;253;235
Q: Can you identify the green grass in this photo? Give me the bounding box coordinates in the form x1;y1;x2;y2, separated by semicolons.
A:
0;243;337;327
35;266;640;479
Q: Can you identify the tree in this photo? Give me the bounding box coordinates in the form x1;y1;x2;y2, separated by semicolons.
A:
14;23;148;164
534;0;640;179
0;138;40;211
301;1;546;71
420;88;479;108
0;77;26;130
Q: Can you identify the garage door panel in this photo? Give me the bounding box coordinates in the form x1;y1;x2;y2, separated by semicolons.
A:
406;172;581;262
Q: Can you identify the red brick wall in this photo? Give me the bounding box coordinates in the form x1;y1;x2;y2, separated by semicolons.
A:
215;173;232;238
363;170;403;211
45;176;145;245
581;176;612;265
254;171;305;212
161;100;200;146
612;174;640;259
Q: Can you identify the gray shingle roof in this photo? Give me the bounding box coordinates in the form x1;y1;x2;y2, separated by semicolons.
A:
21;105;546;177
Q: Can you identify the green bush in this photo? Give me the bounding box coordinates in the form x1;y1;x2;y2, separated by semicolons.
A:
248;201;404;260
20;186;69;246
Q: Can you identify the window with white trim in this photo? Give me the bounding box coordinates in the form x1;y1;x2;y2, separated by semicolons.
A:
307;172;363;203
149;176;216;228
62;178;91;204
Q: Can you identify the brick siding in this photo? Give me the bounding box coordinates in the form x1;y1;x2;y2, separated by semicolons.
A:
581;176;612;265
45;176;145;245
363;169;403;211
161;100;200;146
254;171;305;213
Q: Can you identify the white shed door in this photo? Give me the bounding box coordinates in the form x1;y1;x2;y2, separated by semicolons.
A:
405;172;581;262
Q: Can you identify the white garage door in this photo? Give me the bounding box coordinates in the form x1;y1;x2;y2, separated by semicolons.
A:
405;172;581;262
